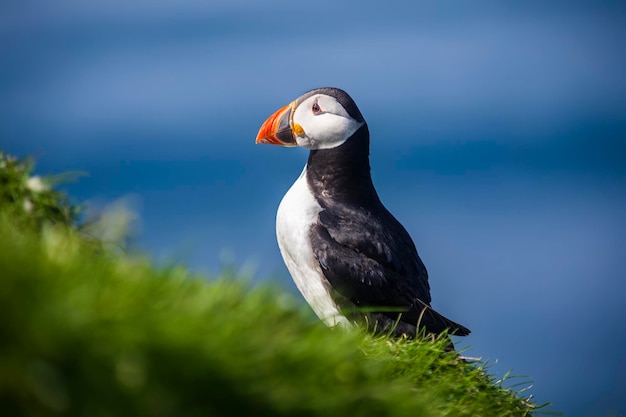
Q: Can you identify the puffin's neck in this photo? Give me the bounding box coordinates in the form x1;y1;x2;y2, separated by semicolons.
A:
305;124;381;208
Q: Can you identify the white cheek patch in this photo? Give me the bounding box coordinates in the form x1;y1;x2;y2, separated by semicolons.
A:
308;115;363;149
295;136;313;148
293;95;364;150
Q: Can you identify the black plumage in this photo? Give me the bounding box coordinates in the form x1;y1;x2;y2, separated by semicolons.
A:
305;105;470;337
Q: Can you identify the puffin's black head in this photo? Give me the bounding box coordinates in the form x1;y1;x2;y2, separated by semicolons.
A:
256;87;366;150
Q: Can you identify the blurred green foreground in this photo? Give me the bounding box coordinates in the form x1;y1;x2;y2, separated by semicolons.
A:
0;152;541;416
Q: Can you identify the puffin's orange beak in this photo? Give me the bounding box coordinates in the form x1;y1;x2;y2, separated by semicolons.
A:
255;102;297;146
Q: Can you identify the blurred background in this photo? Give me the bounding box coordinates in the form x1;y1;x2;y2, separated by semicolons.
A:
1;1;625;415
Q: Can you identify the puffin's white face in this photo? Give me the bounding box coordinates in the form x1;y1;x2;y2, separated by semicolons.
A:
256;88;365;150
291;94;364;150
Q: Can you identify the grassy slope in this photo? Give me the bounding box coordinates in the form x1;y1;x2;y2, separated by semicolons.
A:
0;218;540;416
0;154;540;416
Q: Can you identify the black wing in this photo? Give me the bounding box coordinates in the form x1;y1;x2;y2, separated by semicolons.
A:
310;204;470;336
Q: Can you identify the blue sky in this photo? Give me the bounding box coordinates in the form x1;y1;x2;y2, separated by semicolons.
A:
2;1;625;415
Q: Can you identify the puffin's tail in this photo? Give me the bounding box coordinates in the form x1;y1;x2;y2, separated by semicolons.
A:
409;300;471;336
359;301;470;338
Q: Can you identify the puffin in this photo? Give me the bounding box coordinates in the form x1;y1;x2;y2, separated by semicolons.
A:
256;87;470;338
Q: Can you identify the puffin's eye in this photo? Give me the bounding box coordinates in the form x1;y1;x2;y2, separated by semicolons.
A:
312;102;322;114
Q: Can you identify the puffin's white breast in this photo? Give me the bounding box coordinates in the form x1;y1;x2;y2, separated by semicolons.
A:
276;167;350;328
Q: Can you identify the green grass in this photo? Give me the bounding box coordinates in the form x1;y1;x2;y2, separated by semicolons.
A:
0;152;543;416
